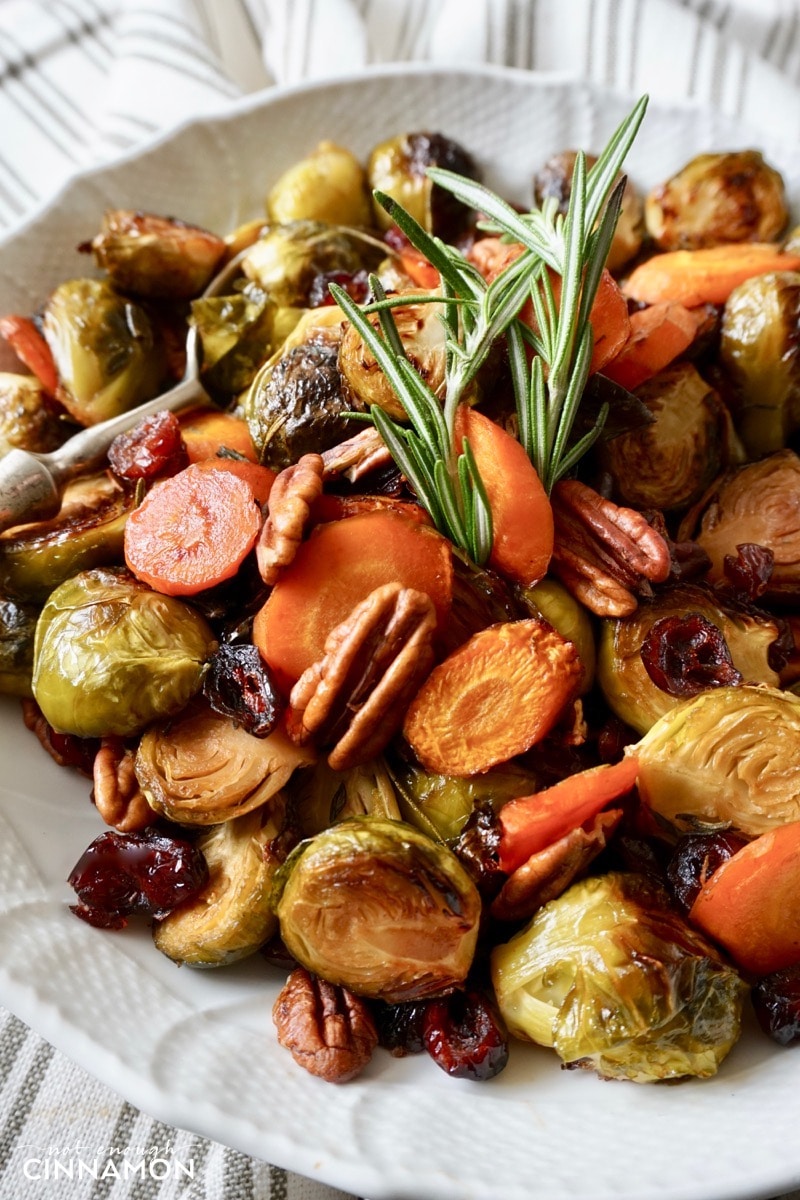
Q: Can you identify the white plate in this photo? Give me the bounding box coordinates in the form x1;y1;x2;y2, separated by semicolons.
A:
2;65;800;1200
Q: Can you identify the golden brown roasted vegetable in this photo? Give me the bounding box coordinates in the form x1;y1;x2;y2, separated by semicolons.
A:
266;141;372;227
84;210;226;299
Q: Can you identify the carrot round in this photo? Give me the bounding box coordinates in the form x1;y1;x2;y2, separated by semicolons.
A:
623;243;800;308
191;456;275;506
124;462;263;595
496;754;640;874
402;617;582;777
689;821;800;976
602;301;700;391
179;407;258;462
311;493;433;526
0;314;59;397
253;510;453;692
455;405;553;586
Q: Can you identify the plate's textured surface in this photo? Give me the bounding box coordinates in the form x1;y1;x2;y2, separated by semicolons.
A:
1;66;800;1200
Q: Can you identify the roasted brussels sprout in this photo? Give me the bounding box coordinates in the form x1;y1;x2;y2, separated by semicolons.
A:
693;450;800;601
338;289;446;421
518;578;596;695
367;131;479;239
491;871;746;1082
84;210;226;299
597;583;781;734
190;282;276;396
0;471;134;602
0;373;65;457
153;796;286;966
266;142;372;227
32;567;215;737
293;757;402;839
389;758;538;843
720;271;800;456
41;279;165;425
635;684;800;838
136;699;314;824
0;594;39;696
272;817;481;1002
532;151;644;272
241;221;381;308
596;363;733;512
645;151;788;250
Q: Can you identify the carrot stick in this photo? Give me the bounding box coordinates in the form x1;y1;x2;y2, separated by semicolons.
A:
0;314;59;397
602;301;701;391
402;618;582;777
496;755;641;874
689;821;800;975
179;407;258;462
253;510;453;692
623;243;800;308
124;461;263;595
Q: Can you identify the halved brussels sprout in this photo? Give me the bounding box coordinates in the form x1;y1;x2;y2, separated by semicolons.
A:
635;684;800;838
32;567;215;737
190;282;276;396
293;757;402;839
266;142;372;227
720;271;800;456
136;699;314;825
338;289;446;421
367;132;479;238
41;279;165;425
518;578;596;695
596;362;732;513
240;221;382;308
645;151;788;250
0;373;65;457
272;816;481;1002
0;595;39;696
0;470;134;602
388;757;538;843
84;210;226;299
597;583;781;735
491;871;746;1082
153;795;286;967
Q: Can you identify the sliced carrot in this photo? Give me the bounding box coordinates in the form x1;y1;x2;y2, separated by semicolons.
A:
179;407;258;463
602;300;701;391
454;405;553;586
253;510;453;692
311;492;433;526
398;245;440;289
124;461;263;595
689;821;800;976
623;243;800;308
0;314;59;397
191;456;275;506
402;618;582;777
496;754;640;874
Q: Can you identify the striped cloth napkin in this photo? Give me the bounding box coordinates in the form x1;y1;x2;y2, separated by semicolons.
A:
2;3;800;1199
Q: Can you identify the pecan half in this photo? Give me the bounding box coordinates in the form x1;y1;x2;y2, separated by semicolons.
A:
256;452;324;586
321;426;392;483
273;967;378;1083
287;582;436;771
93;737;155;832
550;479;671;617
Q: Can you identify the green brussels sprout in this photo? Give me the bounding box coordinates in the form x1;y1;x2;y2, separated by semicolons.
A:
32;566;216;737
0;373;65;457
388;756;538;843
0;595;39;696
41;279;165;426
597;583;781;735
85;210;226;299
596;363;733;512
294;757;402;839
635;684;800;838
266;141;372;227
367;131;479;238
190;282;277;396
491;871;746;1082
136;698;314;825
645;150;788;251
272;816;481;1002
153;796;286;967
720;271;800;456
0;471;134;602
241;221;381;308
518;578;596;695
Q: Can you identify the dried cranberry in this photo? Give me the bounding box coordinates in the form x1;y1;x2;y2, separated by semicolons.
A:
423;989;509;1081
666;831;748;913
108;410;187;480
721;543;774;602
308;269;370;308
68;829;208;928
752;965;800;1046
374;1000;428;1057
202;643;284;736
640;612;743;698
454;801;505;898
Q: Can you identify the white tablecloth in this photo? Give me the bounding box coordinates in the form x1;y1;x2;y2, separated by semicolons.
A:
2;2;800;1198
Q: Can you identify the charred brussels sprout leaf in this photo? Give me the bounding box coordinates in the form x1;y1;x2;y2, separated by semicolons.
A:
293;757;402;839
85;210;226;299
42;279;165;426
388;757;538;844
635;684;800;837
368;131;480;239
153;796;287;966
241;222;381;308
491;871;746;1082
272;816;481;1002
32;567;216;737
0;594;39;696
190;283;277;397
0;373;65;457
266;142;372;227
